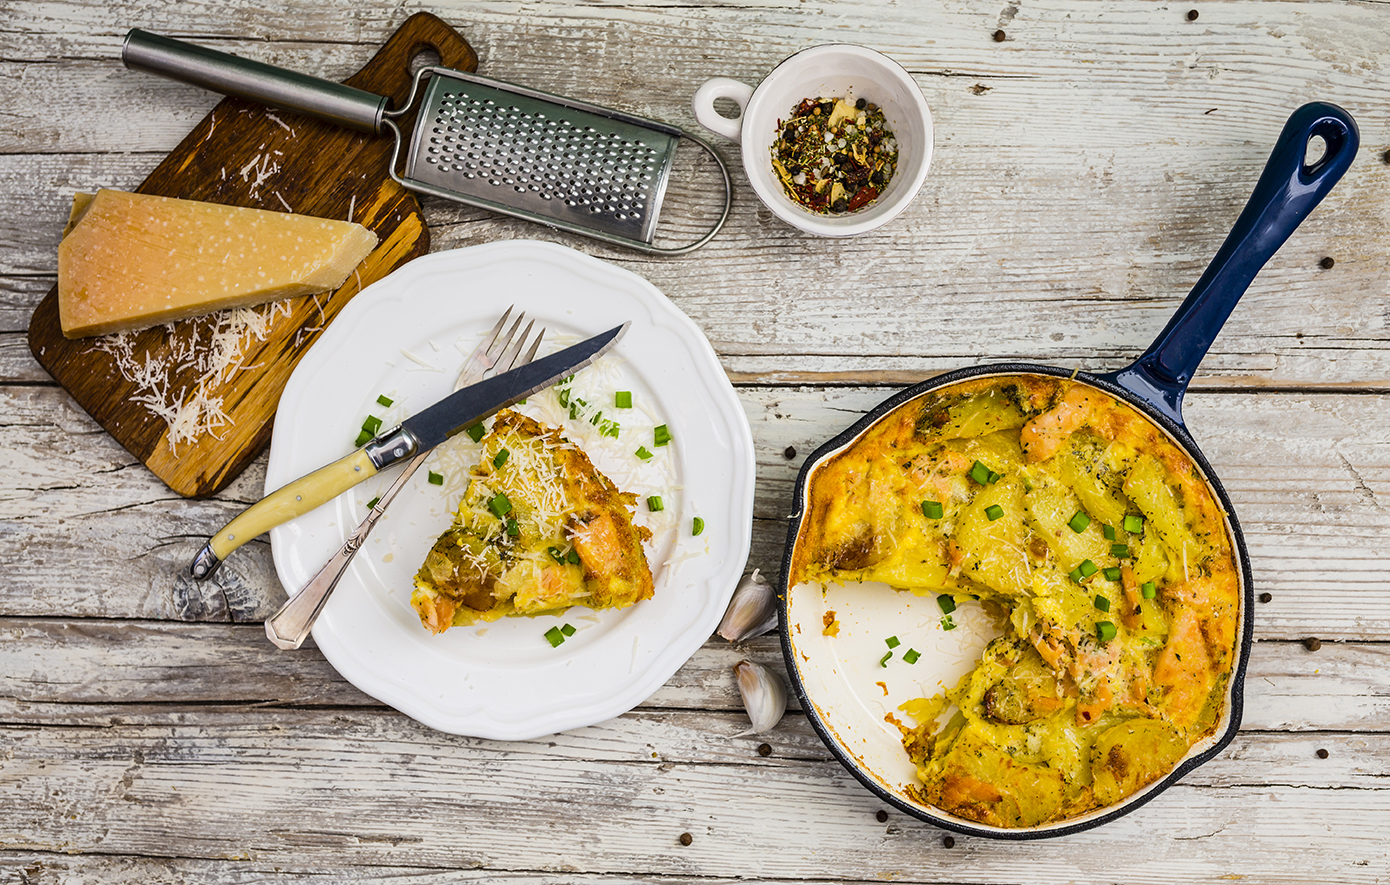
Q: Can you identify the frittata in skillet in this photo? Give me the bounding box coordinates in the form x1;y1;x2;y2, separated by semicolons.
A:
790;375;1241;828
412;409;654;633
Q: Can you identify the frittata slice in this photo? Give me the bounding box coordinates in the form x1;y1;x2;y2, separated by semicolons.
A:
412;410;654;633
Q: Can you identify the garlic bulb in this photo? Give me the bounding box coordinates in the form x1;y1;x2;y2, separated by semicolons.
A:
717;569;778;642
733;659;788;736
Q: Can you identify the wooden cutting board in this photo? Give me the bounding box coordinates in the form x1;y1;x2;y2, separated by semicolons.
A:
27;12;477;498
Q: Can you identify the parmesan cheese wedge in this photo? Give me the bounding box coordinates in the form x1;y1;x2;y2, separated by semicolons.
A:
57;189;378;339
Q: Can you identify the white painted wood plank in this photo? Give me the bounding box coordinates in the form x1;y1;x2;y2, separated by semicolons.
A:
0;620;1383;733
2;385;1387;639
1;712;1386;882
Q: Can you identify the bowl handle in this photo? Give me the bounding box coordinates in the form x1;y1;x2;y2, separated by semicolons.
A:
1103;102;1359;425
693;77;755;142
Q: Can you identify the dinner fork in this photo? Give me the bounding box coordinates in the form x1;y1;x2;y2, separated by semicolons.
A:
265;308;544;649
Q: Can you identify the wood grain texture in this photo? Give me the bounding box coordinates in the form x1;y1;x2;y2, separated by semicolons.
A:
3;1;1390;882
25;13;478;498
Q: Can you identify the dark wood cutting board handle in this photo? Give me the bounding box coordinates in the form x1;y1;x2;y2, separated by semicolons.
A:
28;13;477;498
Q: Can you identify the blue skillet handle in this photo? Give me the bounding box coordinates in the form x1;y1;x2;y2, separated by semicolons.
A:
1103;102;1358;426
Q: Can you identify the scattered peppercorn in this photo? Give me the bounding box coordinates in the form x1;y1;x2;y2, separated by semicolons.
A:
1187;9;1199;20
993;29;1006;42
757;742;772;757
1303;636;1322;651
876;810;889;823
783;445;797;460
856;97;867;110
943;835;956;848
1320;256;1335;269
1383;148;1390;165
1316;748;1329;759
1259;592;1273;603
679;832;693;846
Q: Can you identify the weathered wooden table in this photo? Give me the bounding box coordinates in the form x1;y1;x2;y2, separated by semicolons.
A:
3;1;1388;882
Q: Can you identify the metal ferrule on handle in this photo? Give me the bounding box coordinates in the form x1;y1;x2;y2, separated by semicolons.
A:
122;29;388;134
188;437;412;581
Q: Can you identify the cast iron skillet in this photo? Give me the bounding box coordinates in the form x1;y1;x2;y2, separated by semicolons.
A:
777;102;1358;839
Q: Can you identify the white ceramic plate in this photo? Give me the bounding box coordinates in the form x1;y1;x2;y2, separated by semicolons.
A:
267;240;755;739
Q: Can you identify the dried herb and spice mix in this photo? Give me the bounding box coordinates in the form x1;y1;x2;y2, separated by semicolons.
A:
770;97;898;214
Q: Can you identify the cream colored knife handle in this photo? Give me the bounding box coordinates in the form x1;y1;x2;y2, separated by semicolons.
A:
190;448;380;580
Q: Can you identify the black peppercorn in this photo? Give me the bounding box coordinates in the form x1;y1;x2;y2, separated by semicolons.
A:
993;29;1006;42
1383;148;1390;165
819;101;834;116
786;163;802;176
831;198;849;213
783;445;797;460
876;810;888;823
944;835;956;848
1303;637;1322;651
870;170;886;186
1258;592;1272;603
856;97;867;110
1187;9;1199;20
679;832;693;846
757;742;772;757
1316;748;1329;759
1320;256;1335;269
833;152;849;165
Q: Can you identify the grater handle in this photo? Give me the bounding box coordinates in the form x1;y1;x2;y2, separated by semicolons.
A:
122;29;388;134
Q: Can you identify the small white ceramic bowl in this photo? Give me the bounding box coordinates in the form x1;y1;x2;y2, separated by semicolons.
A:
692;44;933;237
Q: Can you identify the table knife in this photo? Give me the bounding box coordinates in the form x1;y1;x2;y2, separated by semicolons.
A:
189;322;627;580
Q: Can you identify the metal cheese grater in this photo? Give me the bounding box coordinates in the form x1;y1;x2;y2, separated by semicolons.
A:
122;30;730;255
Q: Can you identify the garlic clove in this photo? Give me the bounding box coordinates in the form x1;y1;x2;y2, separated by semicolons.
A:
733;659;788;736
717;568;779;642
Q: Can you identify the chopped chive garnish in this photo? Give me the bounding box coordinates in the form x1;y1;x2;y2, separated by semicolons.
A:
968;461;991;485
1068;511;1090;533
376;394;393;408
516;398;527;405
1124;514;1145;534
561;623;576;637
1079;559;1098;578
366;496;381;510
1096;621;1117;643
567;549;581;565
942;615;957;631
355;430;373;447
1103;524;1117;541
1103;567;1122;581
1069;567;1084;583
548;546;565;563
362;415;383;434
590;410;603;426
692;516;705;536
879;651;893;668
984;504;1005;521
653;424;672;447
1111;543;1130;558
885;636;901;649
647;495;664;512
600;420;620;438
937;594;957;614
987;470;1002;484
1094;594;1111;612
428;471;444;485
635;446;653;461
488;493;513;518
615;391;632;409
506;518;520;537
493;448;510;469
1142;581;1158;599
544;626;565;647
903;649;921;665
465;424;485;443
922;500;944;519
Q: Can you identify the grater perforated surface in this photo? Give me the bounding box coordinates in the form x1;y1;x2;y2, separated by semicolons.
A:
404;70;682;245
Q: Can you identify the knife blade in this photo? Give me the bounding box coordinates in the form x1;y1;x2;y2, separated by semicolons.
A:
189;322;627;580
